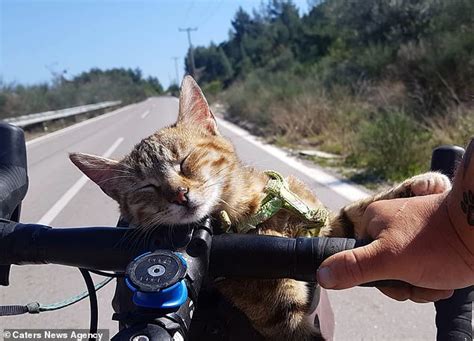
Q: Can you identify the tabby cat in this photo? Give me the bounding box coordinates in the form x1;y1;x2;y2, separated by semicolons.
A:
70;76;451;340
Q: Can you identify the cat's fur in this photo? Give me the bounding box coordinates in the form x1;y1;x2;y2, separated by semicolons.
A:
70;76;451;340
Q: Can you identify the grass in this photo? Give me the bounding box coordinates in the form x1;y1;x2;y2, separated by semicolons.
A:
219;70;471;186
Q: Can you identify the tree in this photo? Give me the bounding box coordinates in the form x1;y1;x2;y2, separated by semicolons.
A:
186;44;233;84
0;67;164;118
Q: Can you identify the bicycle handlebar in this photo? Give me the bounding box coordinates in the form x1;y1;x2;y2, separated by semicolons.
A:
0;221;376;284
210;233;363;281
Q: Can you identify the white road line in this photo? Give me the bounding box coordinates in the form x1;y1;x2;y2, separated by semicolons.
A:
141;110;150;119
37;137;125;225
26;103;135;147
217;118;370;202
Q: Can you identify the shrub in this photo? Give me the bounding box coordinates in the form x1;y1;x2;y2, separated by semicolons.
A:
355;111;431;180
428;105;474;147
202;80;223;100
223;70;305;133
394;30;474;116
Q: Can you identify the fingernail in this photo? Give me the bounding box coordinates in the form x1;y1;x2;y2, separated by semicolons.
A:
317;267;336;288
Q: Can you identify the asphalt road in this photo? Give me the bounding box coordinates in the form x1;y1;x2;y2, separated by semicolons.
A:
1;97;437;340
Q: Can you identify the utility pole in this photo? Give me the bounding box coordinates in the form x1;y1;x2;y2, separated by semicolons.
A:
172;57;180;85
179;27;198;77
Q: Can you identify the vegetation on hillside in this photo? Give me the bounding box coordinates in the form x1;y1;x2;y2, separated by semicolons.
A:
188;0;474;181
0;68;163;120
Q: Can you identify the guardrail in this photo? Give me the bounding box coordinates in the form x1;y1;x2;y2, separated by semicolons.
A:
4;101;122;128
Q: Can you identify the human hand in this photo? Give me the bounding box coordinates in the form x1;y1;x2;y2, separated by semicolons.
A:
316;141;474;302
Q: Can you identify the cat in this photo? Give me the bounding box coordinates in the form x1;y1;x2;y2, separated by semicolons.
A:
69;76;451;340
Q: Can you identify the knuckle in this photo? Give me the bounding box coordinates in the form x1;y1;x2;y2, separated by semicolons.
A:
366;200;383;213
342;250;365;284
364;202;384;223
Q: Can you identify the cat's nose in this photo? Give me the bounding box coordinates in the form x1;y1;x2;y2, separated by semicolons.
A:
173;186;189;206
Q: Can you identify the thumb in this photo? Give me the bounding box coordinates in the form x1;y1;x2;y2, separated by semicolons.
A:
317;240;390;289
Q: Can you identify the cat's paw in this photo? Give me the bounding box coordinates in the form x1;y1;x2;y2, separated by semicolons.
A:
408;172;451;196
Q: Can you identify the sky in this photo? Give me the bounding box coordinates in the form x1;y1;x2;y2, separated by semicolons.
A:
0;0;310;88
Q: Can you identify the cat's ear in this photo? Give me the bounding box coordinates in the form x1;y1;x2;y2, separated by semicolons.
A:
177;75;219;135
69;152;121;198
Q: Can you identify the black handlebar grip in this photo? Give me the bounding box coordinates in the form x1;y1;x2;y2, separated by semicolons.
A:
292;237;356;281
311;237;409;287
209;235;408;285
210;234;297;279
431;145;465;180
312;237;357;263
210;235;364;281
435;287;473;341
0;221;151;270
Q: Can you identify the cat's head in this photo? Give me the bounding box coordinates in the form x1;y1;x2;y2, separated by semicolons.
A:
70;76;238;226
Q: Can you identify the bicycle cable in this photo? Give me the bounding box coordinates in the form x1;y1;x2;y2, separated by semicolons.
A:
0;269;113;317
88;269;124;277
79;269;98;341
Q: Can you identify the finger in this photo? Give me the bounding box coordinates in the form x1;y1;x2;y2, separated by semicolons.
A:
378;286;412;301
378;286;454;303
409;287;454;303
317;239;391;289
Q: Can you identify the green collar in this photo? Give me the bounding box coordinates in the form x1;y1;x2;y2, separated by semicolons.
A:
220;170;329;237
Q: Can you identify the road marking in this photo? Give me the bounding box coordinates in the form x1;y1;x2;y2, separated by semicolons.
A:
37;137;125;226
141;110;150;119
217;118;370;202
26;104;136;147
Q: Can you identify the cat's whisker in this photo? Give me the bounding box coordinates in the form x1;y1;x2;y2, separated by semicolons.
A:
125;225;155;251
201;164;235;186
217;198;240;217
140;209;173;230
212;163;235;176
199;168;234;189
95;175;135;185
214;199;239;220
200;174;229;189
119;209;172;250
201;180;226;191
118;227;147;251
136;212;179;248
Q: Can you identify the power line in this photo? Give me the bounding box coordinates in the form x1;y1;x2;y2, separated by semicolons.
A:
178;27;198;78
197;0;224;28
183;0;195;25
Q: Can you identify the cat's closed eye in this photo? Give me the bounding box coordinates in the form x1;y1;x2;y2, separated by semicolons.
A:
173;163;182;174
137;184;159;192
174;155;190;176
